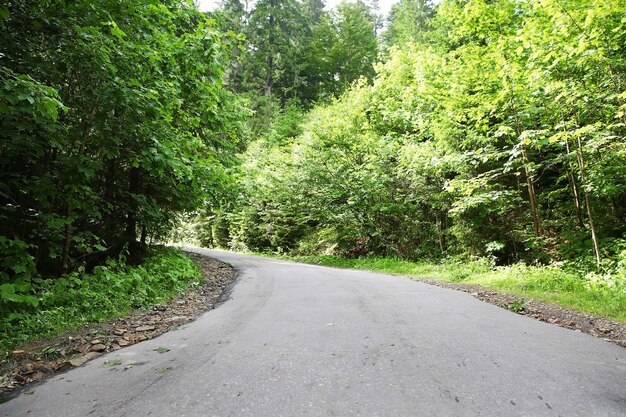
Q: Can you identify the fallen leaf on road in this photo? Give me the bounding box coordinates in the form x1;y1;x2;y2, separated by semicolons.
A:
90;343;107;352
101;359;122;368
68;352;101;367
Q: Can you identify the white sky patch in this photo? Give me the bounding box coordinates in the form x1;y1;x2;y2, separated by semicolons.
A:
195;0;401;17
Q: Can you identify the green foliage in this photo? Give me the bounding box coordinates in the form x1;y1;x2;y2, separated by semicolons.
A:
0;0;244;283
216;0;379;135
0;237;38;308
210;0;626;275
0;248;201;355
384;0;434;48
329;1;379;90
584;250;626;299
507;300;526;313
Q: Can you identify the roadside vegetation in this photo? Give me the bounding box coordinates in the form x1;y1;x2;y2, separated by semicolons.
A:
287;255;626;322
0;247;201;356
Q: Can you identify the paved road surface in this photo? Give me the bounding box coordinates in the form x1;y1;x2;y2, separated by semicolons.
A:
2;248;625;416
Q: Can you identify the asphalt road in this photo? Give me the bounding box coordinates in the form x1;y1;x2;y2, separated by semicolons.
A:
2;248;625;417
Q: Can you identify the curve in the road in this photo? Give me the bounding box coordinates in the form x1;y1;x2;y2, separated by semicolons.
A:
2;248;625;417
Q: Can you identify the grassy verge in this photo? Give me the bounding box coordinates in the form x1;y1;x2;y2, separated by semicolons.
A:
0;247;202;356
284;255;626;323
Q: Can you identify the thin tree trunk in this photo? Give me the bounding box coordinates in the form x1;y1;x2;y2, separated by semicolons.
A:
140;225;147;248
575;136;601;266
508;72;542;237
437;211;446;255
264;0;275;97
564;138;584;228
103;159;116;243
521;145;542;236
126;167;140;264
61;204;72;274
265;53;273;96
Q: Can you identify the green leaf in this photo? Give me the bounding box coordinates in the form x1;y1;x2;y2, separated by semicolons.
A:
0;6;9;22
109;21;126;39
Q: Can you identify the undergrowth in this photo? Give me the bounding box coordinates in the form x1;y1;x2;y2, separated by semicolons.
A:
0;247;201;356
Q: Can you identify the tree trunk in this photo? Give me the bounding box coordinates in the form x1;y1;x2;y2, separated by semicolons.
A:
437;211;446;255
140;225;148;248
103;159;117;242
126;167;141;264
509;76;542;237
521;145;542;236
265;54;274;97
264;0;275;97
61;204;72;274
575;136;601;266
564;138;584;228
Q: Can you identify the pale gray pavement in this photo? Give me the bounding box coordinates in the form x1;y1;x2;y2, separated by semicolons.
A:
2;248;625;417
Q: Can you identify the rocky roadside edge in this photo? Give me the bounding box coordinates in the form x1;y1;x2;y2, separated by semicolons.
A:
0;252;236;395
414;278;626;347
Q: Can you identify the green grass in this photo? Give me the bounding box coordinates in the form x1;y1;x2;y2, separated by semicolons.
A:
0;247;202;357
282;255;626;323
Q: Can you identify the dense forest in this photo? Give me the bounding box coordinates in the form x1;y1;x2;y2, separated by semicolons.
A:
1;0;625;350
204;1;626;270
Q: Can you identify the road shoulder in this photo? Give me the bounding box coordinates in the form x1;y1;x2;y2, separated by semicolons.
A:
0;252;236;397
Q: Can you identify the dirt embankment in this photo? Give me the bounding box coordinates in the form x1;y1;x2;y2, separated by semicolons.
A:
0;252;236;395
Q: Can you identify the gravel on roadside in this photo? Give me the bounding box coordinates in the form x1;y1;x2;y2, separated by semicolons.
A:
0;252;236;395
415;278;626;348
